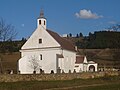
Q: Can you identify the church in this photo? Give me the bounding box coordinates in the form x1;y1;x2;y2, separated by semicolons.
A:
18;10;97;74
18;10;77;74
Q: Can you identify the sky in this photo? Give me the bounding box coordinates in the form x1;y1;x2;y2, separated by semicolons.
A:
0;0;120;40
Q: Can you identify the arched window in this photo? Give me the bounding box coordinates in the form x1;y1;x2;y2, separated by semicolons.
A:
89;65;95;72
39;54;42;60
39;39;42;44
44;21;45;25
39;20;41;25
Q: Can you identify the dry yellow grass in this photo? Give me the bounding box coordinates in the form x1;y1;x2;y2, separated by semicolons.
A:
0;52;20;73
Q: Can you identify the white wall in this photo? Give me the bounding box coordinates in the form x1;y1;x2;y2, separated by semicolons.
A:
58;50;76;73
75;63;98;73
37;18;46;29
18;56;28;74
19;48;62;74
21;26;60;50
87;63;98;72
74;64;82;72
19;48;76;74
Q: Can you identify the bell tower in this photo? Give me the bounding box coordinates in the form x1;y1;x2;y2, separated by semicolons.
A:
37;9;46;29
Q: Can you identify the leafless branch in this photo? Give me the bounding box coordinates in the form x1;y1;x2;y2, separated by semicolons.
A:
0;18;17;41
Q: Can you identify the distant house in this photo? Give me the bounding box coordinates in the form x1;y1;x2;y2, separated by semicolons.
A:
18;10;77;74
74;55;97;72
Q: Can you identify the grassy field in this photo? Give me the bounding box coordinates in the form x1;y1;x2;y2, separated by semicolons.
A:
72;84;120;90
0;52;20;74
0;76;120;90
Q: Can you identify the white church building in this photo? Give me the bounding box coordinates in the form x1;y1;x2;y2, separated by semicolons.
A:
18;10;77;74
18;10;97;74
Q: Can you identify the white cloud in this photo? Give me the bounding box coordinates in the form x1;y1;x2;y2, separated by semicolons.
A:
75;9;103;19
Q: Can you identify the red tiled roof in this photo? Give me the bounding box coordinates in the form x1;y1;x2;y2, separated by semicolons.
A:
47;30;76;52
75;56;84;64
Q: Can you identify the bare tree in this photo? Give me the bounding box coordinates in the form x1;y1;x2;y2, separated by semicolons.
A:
28;55;41;73
0;18;17;41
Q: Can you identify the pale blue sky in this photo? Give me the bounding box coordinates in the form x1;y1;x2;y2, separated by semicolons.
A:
0;0;120;39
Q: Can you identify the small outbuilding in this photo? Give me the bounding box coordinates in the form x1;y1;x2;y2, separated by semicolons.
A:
74;55;97;72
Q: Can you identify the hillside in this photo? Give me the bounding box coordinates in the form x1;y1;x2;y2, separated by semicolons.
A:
0;52;20;74
78;48;120;70
87;31;120;48
0;39;26;53
78;49;120;61
67;31;120;49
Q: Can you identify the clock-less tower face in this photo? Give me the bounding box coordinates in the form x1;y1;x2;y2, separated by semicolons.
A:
38;19;46;25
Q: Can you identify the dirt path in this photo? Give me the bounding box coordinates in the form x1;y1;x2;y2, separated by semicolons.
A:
44;83;112;90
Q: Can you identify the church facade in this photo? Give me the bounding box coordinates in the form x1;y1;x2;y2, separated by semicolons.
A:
18;10;76;74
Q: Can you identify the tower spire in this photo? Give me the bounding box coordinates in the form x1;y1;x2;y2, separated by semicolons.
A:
37;9;47;29
40;9;44;18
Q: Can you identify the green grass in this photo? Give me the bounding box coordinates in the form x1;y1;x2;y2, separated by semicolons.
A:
0;76;120;90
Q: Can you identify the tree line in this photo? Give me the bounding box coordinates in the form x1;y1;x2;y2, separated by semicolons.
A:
67;24;120;49
75;31;120;49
